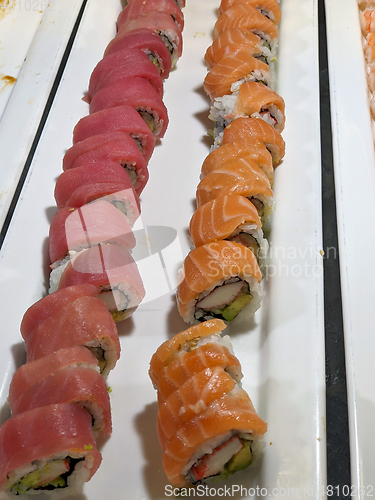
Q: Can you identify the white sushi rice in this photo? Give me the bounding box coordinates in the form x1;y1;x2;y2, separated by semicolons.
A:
228;224;269;262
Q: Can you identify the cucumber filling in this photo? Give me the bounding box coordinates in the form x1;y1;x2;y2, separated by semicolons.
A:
86;346;106;374
138;110;155;132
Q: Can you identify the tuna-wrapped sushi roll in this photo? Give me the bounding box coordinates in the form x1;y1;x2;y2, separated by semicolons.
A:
50;243;145;322
9;367;112;438
0;404;101;498
20;284;100;342
48;200;136;266
117;0;184;32
149;319;267;486
87;48;164;101
24;295;121;377
104;28;172;79
89;77;169;138
117;11;183;68
8;347;99;400
72;105;156;164
176;241;264;324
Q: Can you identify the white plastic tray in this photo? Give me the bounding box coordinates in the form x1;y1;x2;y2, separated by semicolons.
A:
0;0;326;497
326;0;375;495
0;0;85;231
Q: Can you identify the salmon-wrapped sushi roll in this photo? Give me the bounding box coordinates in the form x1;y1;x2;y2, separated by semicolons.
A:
118;12;183;68
177;241;263;323
196;156;274;230
104;28;172;79
149;320;267;486
117;0;184;32
210;81;286;133
189;195;269;261
214;5;278;58
0;404;101;497
204;28;273;69
89;77;169;138
361;8;375;36
201;140;274;185
203;49;271;102
219;0;281;25
220;117;286;165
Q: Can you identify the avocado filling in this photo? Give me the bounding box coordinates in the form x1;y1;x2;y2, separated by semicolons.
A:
86;346;106;374
9;458;83;494
187;436;253;484
195;280;252;322
138;110;155;132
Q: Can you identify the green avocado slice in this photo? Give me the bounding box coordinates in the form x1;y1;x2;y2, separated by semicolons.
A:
221;293;252;322
226;441;253;473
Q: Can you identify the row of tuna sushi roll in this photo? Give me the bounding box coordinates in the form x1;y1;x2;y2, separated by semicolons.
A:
147;0;282;489
0;0;188;497
359;2;375;120
176;0;285;325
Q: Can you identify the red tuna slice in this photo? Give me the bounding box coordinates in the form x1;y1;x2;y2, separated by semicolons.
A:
63;131;146;171
25;296;121;377
54;160;138;209
56;243;145;319
73;105;155;163
8;347;99;412
89;77;169;138
65;183;143;212
117;0;184;32
103;28;171;79
118;11;183;68
10;367;112;437
49;200;136;265
87;48;163;102
20;284;100;342
0;404;102;492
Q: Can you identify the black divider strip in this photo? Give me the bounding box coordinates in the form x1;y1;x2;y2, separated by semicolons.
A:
0;0;89;250
319;0;351;490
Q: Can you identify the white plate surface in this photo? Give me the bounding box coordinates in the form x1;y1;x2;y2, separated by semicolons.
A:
326;1;375;496
0;0;85;231
0;0;325;498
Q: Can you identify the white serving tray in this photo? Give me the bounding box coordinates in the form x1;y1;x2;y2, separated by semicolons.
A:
0;0;85;231
326;0;375;495
0;0;326;498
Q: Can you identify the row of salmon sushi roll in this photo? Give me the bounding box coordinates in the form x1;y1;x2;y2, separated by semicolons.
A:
146;0;281;488
176;0;285;327
0;0;188;497
148;319;267;486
